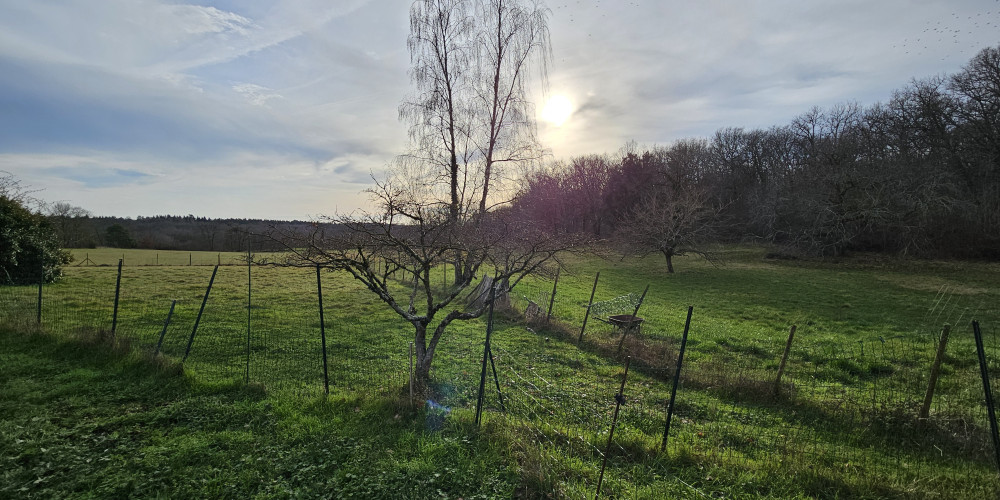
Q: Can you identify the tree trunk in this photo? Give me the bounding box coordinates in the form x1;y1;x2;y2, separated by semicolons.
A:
452;248;480;287
413;352;433;396
663;249;675;273
453;252;472;285
412;323;434;396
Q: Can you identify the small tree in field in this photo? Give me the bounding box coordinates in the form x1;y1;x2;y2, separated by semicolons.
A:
617;185;721;273
280;178;578;394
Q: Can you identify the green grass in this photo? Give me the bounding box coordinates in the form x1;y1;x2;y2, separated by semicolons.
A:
0;328;520;499
2;245;1000;498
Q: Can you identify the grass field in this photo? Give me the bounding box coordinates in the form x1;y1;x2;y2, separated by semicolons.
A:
2;246;1000;498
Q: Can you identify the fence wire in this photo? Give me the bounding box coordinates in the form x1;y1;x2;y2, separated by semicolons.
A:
0;265;410;398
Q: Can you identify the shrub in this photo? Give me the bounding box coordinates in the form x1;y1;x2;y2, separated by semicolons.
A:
0;195;72;284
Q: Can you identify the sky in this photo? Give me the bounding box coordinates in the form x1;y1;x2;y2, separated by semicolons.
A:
0;0;997;220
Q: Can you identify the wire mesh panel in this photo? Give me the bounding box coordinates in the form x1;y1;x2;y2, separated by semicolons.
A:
0;282;39;330
178;265;253;386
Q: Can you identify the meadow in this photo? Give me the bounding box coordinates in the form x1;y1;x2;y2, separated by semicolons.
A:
2;246;999;498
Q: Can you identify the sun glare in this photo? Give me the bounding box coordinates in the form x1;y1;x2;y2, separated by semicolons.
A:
541;94;573;126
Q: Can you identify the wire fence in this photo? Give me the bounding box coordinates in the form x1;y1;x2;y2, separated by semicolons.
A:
0;264;409;398
503;281;1000;497
2;264;999;497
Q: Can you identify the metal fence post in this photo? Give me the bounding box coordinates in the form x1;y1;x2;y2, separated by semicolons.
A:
596;356;632;499
316;264;330;395
245;241;252;385
36;267;43;325
546;268;559;322
973;320;1000;472
476;285;497;427
662;305;694;451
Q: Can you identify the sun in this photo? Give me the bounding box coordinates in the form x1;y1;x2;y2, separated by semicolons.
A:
541;95;573;126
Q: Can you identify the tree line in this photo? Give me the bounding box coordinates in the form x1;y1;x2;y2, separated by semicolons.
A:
514;45;1000;261
45;210;319;252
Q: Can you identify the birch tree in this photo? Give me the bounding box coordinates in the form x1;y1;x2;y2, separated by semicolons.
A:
282;0;563;394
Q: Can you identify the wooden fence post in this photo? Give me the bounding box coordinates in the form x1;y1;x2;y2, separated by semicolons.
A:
579;272;600;342
111;259;122;337
919;324;951;420
774;325;798;394
546;268;559;323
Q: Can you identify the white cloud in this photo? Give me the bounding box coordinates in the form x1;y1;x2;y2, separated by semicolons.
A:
232;83;284;106
164;4;256;36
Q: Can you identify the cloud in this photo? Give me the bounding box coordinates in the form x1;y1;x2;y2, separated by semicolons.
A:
1;0;997;220
0;150;379;220
0;0;375;74
232;83;284;106
40;166;157;189
330;163;377;185
166;4;256;37
542;0;997;158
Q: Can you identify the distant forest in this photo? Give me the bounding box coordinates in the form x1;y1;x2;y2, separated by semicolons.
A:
46;213;324;252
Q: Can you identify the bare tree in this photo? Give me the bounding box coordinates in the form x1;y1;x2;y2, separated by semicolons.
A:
472;0;550;215
402;0;550;283
616;184;721;273
279;179;578;394
948;45;1000;248
402;0;474;224
0;171;42;209
46;202;94;248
